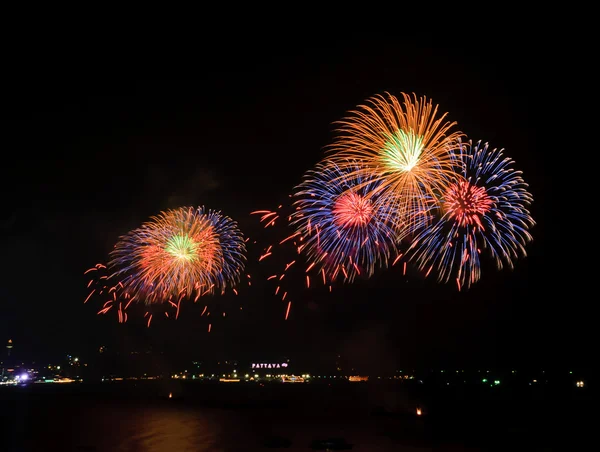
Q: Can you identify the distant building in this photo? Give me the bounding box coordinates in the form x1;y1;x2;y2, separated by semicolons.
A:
2;340;18;380
349;375;369;382
281;375;304;383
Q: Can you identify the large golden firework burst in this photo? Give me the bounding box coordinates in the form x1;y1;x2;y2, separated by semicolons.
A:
327;92;465;239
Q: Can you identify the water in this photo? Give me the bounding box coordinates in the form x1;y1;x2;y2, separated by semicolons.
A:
1;381;592;451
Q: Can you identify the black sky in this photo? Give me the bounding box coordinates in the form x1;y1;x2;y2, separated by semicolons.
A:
0;35;575;372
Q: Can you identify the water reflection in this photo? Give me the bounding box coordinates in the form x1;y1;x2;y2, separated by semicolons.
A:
116;405;222;451
3;380;586;451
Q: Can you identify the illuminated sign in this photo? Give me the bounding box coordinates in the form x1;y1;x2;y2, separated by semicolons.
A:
251;362;288;369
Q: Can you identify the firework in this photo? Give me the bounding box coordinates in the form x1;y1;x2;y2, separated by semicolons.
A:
327;92;465;238
407;139;535;290
84;206;246;327
290;159;401;284
108;206;246;304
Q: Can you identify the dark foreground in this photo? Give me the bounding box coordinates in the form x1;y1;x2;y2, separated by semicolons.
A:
0;380;592;451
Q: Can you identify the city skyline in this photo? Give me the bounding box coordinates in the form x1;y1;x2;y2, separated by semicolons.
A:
2;334;590;382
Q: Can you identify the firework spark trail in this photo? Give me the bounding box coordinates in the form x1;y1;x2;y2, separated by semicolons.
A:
251;204;308;319
407;139;535;290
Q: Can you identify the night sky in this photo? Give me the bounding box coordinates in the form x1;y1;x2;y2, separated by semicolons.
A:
1;37;574;373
